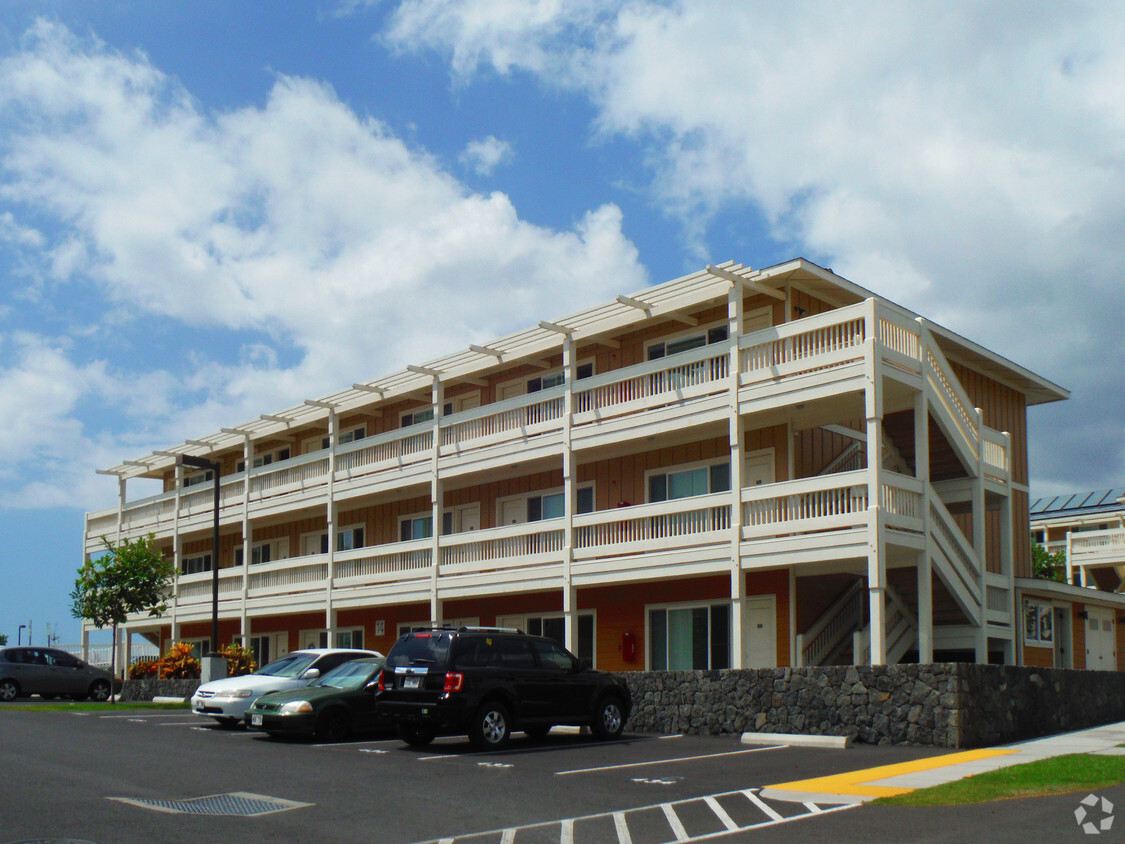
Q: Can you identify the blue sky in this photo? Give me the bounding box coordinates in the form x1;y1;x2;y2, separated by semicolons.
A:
2;1;1123;645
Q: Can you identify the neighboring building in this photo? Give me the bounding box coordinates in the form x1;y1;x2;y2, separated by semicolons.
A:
1025;491;1125;670
84;258;1069;673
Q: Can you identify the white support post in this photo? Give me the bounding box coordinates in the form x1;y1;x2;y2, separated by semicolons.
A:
1066;531;1076;586
171;463;182;649
116;476;126;544
326;408;338;643
972;407;987;663
430;377;444;625
865;299;886;665
240;435;252;648
562;333;578;655
914;390;933;663
727;277;746;668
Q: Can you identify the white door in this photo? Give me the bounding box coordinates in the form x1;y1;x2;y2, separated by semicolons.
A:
500;382;524;401
744;448;776;487
745;305;773;332
1086;607;1116;670
501;499;524;526
456;392;482;412
459;504;481;532
744;596;777;668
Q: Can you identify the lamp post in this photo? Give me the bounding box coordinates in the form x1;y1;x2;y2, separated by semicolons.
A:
176;454;221;660
18;625;25;646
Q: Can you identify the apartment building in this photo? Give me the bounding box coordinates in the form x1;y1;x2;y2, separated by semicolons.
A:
1024;490;1125;670
84;258;1069;673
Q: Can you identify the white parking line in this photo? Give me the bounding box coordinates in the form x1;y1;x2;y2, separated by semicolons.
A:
743;789;784;822
612;811;632;844
661;803;690;842
704;796;739;831
416;733;671;762
555;744;785;776
99;712;196;719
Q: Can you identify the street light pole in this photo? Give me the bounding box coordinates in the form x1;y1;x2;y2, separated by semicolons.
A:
176;454;221;656
18;625;25;646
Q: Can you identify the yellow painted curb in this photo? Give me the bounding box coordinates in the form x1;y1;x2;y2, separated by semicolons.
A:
767;748;1019;798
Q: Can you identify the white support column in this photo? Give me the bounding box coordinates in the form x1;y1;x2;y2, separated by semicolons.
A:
171;463;183;649
1066;531;1076;586
914;390;933;663
727;277;746;668
115;476;126;544
240;434;253;648
972;407;987;663
430;376;444;625
326;407;338;643
561;332;578;655
864;299;886;665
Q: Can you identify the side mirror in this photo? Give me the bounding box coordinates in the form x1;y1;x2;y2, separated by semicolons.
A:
303;668;321;679
75;660;85;669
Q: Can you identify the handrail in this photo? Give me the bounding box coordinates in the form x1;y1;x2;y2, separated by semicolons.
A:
799;579;864;667
917;321;979;458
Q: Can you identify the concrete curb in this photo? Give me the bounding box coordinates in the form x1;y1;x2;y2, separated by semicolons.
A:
153;695;189;704
741;732;851;749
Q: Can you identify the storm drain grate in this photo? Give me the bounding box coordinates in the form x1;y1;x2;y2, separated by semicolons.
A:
108;791;312;817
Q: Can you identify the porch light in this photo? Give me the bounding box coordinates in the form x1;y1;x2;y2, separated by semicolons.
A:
176;453;221;655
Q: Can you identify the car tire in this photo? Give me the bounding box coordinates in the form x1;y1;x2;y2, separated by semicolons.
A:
0;679;20;702
88;680;111;703
591;695;625;741
470;701;511;751
397;725;436;747
523;724;551;738
315;709;351;742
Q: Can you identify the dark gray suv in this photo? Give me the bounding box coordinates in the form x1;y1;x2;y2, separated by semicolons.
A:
375;627;631;750
0;647;114;702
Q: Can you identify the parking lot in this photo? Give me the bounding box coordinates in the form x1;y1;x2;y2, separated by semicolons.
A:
0;705;946;844
2;706;1113;844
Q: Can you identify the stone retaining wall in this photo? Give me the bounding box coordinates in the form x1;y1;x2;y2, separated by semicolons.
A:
622;663;1125;747
118;678;200;702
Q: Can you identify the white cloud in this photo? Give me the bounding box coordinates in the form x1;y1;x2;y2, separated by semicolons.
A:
0;20;646;508
459;135;514;175
382;0;1125;494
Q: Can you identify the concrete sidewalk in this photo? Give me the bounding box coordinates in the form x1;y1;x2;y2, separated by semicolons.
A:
762;721;1125;804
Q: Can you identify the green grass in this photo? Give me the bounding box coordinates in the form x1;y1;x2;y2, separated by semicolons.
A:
1;701;189;712
875;754;1125;806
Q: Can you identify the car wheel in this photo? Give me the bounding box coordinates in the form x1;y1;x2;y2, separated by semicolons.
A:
523;724;551;738
315;709;352;742
0;679;20;702
591;695;625;741
398;725;436;747
88;680;112;703
470;701;511;751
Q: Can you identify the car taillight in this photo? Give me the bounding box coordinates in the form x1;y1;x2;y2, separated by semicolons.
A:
443;672;464;693
377;670;385;692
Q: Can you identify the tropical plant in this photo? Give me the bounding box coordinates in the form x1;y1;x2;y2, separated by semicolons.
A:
219;643;258;677
160;642;202;679
71;534;175;703
1032;542;1067;583
130;658;159;679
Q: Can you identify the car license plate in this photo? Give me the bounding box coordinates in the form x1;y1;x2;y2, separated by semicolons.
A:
251;713;263;726
404;676;421;689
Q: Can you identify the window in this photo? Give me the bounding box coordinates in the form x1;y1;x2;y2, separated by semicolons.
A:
400;514;434;541
300;525;364;555
169;638;210;660
305;425;367;453
401;408;435;428
246;633;285;667
182;470;214;488
526;613;595;666
649;604;730;670
335;628;364;649
499;360;595;398
181;554;211;575
647;324;728;361
498;484;595;525
648;462;731;502
234;537;289;566
236;447;291;474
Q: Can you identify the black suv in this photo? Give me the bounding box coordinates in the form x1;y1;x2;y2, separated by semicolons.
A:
375;627;631;750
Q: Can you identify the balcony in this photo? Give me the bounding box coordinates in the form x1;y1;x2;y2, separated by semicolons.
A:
89;300;1012;548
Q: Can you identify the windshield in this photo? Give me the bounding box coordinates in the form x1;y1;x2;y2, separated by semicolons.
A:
312;659;384;690
385;633;452;669
256;652;318;678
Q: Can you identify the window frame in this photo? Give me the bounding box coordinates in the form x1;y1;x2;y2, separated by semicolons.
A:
646;320;729;361
495;483;595;526
399;512;434;542
645;600;731;671
236;445;293;474
180;553;212;575
645;459;731;503
496;357;596;398
303;424;367;454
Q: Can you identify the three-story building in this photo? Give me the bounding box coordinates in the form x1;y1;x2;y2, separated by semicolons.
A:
83;258;1068;672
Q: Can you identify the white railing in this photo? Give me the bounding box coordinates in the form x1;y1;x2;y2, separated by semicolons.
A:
740;303;867;384
797;579;864;667
1069;528;1125;564
984;573;1011;620
929;495;982;623
982;428;1010;479
881;472;925;524
247;558;328;597
335;542;432;584
441;389;564;450
573;493;731;558
919;328;979;461
574;344;730;420
176;569;245;604
335;428;433;477
249;454;329;499
441;522;565;572
742;471;869;537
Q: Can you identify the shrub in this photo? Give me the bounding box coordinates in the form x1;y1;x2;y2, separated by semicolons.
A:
130;658;159;679
160;642;201;679
219;643;257;677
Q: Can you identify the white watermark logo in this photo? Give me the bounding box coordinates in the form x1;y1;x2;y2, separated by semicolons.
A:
1075;793;1115;835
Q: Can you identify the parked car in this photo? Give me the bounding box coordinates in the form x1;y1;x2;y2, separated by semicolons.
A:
243;657;388;741
0;646;114;702
375;627;631;750
191;648;381;727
